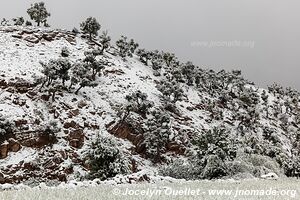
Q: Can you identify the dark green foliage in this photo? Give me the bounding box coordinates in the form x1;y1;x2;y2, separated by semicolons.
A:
192;126;238;179
25;20;32;26
12;17;24;26
1;18;9;26
80;17;101;40
87;135;130;180
194;126;238;161
99;31;111;54
143;110;171;162
0;115;13;143
136;49;152;66
69;62;98;95
157;80;184;103
27;2;50;26
125;90;154;118
40;58;72;88
61;47;70;57
72;27;79;34
83;51;105;80
181;61;195;86
162;52;177;68
149;50;163;71
116;36;139;58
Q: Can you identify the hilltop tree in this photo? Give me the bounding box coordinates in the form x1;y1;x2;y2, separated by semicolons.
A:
1;18;9;26
162;52;177;68
149;50;163;71
80;17;101;41
12;17;24;26
136;49;151;66
181;61;196;85
116;36;139;58
25;21;32;26
27;2;50;27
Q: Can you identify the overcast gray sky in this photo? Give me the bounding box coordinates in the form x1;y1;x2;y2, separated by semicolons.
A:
1;0;300;90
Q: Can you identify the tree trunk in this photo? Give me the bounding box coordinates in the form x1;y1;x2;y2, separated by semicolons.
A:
75;85;83;95
52;90;56;101
68;82;73;90
39;80;47;91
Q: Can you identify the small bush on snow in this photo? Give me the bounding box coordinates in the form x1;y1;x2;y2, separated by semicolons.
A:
159;158;196;180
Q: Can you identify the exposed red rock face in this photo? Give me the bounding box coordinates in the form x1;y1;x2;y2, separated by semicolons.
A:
0;150;79;184
68;129;85;148
11;28;77;45
108;121;186;156
8;138;21;152
18;131;57;148
0;143;8;159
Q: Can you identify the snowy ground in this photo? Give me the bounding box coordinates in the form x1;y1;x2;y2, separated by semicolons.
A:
0;179;299;200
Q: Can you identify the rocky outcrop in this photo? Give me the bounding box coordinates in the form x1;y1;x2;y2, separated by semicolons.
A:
0;139;21;159
0;142;8;159
24;35;40;44
8;27;78;45
68;129;85;148
8;138;21;152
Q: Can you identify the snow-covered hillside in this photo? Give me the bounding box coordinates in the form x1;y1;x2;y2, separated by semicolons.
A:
0;25;299;185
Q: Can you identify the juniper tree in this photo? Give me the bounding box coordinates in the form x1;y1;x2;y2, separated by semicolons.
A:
162;52;176;68
192;126;238;179
157;80;184;103
0;115;13;143
125;90;154;118
69;62;98;94
143;110;171;162
27;2;50;27
61;47;70;57
99;31;111;54
148;50;163;70
12;17;24;26
40;60;59;89
1;18;8;26
181;61;195;86
40;58;71;90
25;21;32;26
136;49;152;66
116;36;139;58
87;135;130;180
80;17;101;41
83;51;105;80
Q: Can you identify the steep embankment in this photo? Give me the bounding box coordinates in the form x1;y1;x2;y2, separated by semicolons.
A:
0;26;299;185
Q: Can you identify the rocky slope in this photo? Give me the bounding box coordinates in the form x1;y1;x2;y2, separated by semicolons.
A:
0;25;299;185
